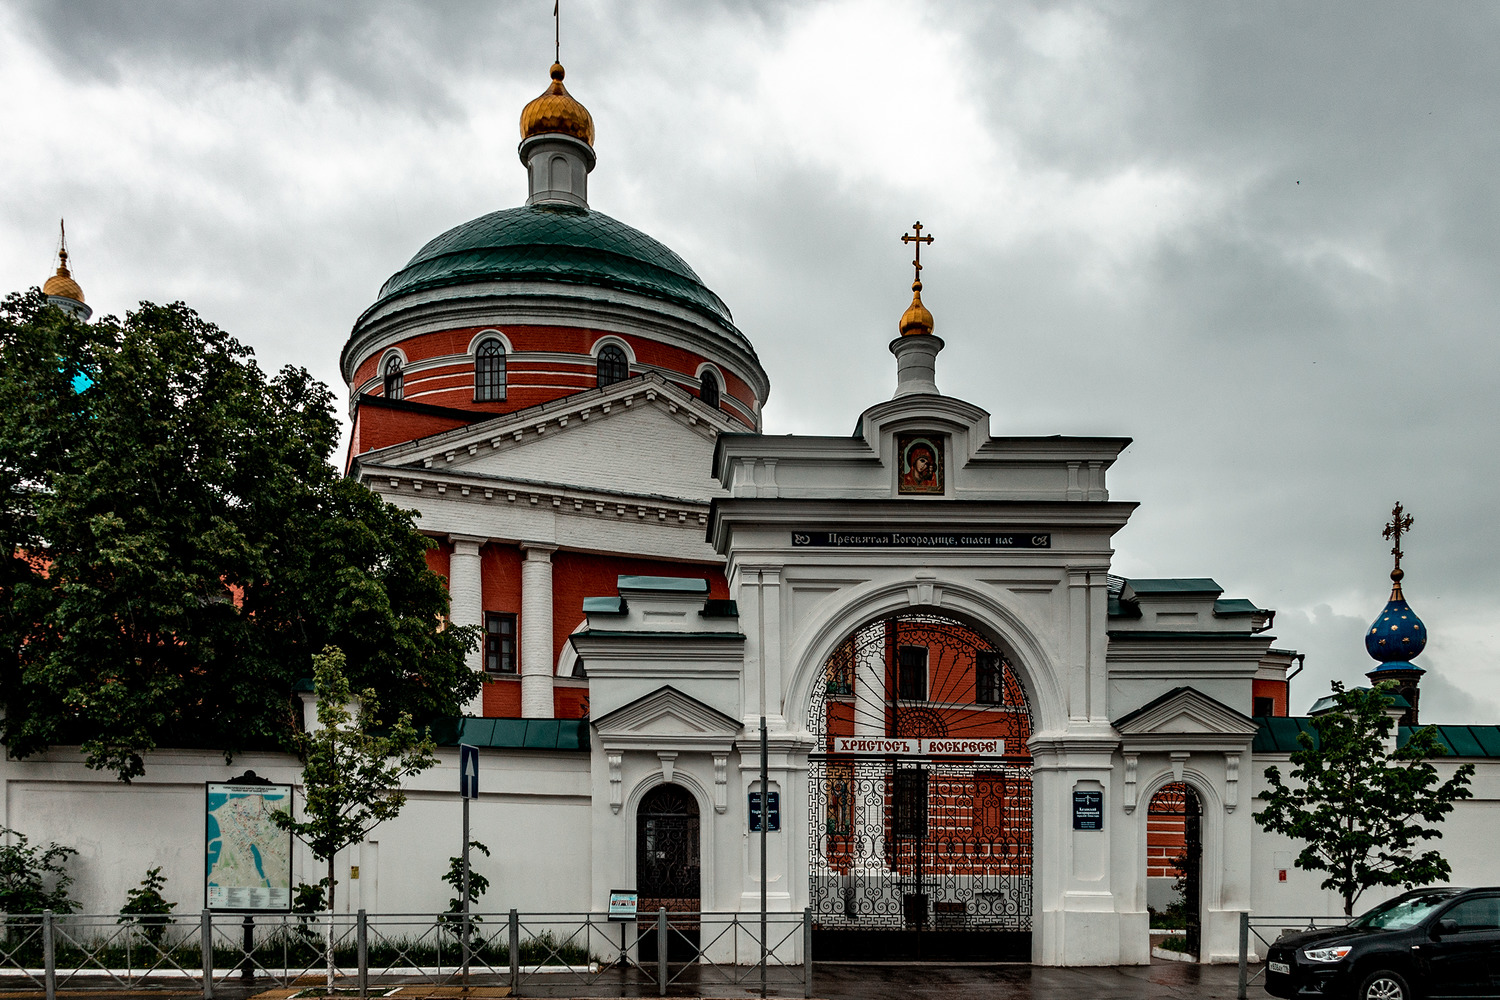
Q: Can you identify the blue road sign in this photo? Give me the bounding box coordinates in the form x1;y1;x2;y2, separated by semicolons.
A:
459;744;479;799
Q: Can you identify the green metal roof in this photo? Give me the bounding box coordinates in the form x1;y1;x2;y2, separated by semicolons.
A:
1254;717;1500;757
617;575;709;593
431;716;589;751
374;204;735;332
1213;598;1262;615
1127;578;1223;594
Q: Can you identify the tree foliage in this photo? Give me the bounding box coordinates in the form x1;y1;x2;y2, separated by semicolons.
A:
273;646;436;916
1254;681;1475;915
0;290;478;780
0;825;79;914
118;866;176;944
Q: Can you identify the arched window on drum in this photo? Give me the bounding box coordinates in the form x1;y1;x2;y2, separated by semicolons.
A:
597;344;629;387
474;338;506;402
383;356;403;400
699;369;720;410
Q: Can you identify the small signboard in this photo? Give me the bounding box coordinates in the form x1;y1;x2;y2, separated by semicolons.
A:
205;778;294;911
608;889;638;920
1072;790;1104;831
831;736;1005;757
749;791;780;832
459;744;479;800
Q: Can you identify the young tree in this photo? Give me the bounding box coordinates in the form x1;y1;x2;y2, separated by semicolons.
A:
274;646;437;990
0;826;79;913
1254;681;1475;915
0;290;478;780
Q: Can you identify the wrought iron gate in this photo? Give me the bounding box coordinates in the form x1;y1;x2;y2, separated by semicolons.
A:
637;783;700;962
808;614;1033;960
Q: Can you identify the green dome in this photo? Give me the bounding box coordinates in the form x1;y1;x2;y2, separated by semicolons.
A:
374;204;735;331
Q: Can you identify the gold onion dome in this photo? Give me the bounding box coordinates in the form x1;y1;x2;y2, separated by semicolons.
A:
43;247;85;304
520;62;595;146
899;280;934;336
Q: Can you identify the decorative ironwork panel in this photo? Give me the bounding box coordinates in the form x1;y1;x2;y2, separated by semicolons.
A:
808;614;1034;938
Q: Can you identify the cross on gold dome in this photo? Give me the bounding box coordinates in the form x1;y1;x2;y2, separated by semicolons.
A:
897;221;936;336
902;221;933;282
1383;501;1415;584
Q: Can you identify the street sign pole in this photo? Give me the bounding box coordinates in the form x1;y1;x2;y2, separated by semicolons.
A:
459;744;479;985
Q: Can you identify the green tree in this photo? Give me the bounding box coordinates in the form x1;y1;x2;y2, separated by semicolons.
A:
273;646;436;990
1254;681;1475;915
118;866;176;945
439;839;490;938
0;290;478;780
0;825;78;913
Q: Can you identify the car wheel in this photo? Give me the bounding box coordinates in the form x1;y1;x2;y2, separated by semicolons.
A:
1357;970;1411;1000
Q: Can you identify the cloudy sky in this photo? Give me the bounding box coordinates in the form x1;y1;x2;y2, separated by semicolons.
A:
3;1;1497;720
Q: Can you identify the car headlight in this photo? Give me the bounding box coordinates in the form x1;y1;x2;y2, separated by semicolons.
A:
1301;945;1353;963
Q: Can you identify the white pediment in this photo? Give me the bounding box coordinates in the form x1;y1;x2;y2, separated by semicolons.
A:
356;374;735;503
1114;686;1258;740
591;685;742;749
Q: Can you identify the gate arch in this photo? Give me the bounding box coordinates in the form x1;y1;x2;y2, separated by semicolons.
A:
807;611;1034;960
783;581;1066;740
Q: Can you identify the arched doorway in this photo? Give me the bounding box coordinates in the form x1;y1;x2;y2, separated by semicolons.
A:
1146;783;1202;960
807;613;1034;960
636;783;700;961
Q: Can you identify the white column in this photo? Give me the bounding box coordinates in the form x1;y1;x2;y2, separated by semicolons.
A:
448;535;485;717
520;543;556;718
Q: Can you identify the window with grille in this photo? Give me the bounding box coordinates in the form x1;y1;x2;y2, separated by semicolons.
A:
699;369;720;409
897;645;928;701
484;612;516;673
976;651;1003;705
474;338;506;401
596;344;629;387
383;356;404;400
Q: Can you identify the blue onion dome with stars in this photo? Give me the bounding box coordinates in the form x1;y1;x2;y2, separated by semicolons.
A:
1366;502;1425;674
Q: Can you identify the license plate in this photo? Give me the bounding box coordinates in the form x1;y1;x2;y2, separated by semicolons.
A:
1268;961;1290;975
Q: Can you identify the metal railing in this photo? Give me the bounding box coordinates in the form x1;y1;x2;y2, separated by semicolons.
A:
1237;911;1352;999
0;907;814;998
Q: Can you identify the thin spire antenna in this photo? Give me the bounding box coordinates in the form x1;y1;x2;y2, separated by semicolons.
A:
554;0;560;64
57;219;70;270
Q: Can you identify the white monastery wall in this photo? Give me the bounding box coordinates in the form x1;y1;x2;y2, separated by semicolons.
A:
0;745;592;917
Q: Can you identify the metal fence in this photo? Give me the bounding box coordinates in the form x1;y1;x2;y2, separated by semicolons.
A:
1236;911;1352;999
0;908;813;998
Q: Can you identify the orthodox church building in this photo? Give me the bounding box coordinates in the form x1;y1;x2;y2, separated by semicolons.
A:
7;54;1498;970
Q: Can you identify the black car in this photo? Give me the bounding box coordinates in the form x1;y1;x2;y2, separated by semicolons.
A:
1265;886;1500;1000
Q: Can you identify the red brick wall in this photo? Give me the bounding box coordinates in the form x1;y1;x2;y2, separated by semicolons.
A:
482;676;522;717
550;551;728;662
1147;785;1189;879
1253;678;1288;716
347;324;759;448
352;402;475;454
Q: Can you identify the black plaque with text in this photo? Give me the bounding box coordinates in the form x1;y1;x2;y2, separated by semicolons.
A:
1072;790;1104;831
791;531;1050;549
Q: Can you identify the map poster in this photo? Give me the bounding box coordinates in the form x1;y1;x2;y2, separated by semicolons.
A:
205;782;294;911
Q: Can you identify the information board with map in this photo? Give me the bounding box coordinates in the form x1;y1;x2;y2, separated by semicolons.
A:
205;781;293;911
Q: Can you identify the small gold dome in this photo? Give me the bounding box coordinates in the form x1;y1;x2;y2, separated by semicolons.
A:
899;280;934;336
43;248;85;304
520;62;595;146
